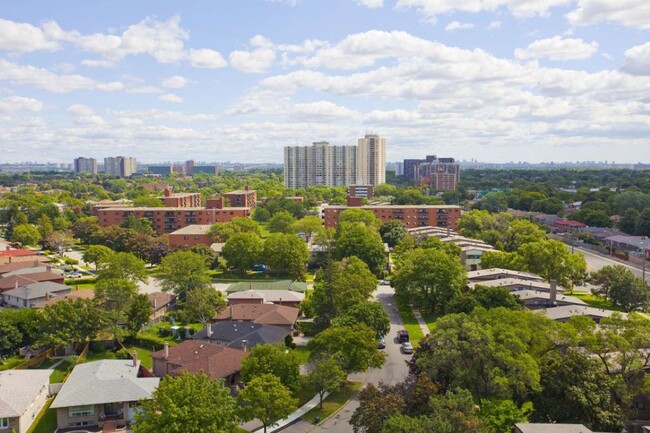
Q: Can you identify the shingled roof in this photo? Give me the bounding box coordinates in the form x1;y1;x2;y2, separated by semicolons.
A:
193;321;291;349
151;340;246;380
215;304;299;326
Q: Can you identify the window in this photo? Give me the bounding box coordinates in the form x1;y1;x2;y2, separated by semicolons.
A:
0;418;8;429
69;405;94;417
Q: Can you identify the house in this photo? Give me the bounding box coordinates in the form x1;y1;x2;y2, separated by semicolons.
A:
215;304;300;327
552;219;587;234
152;340;246;385
467;278;562;294
2;281;71;308
512;290;587;310
168;224;212;248
0;271;65;294
193;321;291;350
460;245;496;271
540;305;627;323
0;370;52;433
50;359;159;430
226;280;308;294
147;292;176;322
0;254;49;266
33;289;95;309
0;260;49;276
514;423;592;433
467;268;544;283
226;290;305;308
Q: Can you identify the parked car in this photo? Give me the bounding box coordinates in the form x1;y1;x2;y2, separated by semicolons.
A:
66;272;83;278
401;342;414;354
65;246;73;252
397;329;409;343
378;336;386;349
379;280;391;285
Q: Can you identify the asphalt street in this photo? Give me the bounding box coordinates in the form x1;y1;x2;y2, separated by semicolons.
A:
573;244;650;284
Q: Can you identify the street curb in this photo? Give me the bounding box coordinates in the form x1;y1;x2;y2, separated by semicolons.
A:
303;374;368;432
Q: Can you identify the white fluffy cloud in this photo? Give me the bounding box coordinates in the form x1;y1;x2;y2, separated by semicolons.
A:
566;0;650;29
0;18;60;52
622;42;650;76
515;36;598;60
162;76;189;89
0;96;43;112
188;48;227;68
488;21;502;30
229;36;276;73
395;0;572;20
66;104;106;125
445;21;474;31
159;93;184;103
356;0;384;8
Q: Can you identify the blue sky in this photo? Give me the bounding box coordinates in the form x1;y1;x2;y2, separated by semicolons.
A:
1;0;649;164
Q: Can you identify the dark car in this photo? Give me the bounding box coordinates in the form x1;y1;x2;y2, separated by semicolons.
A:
378;336;386;349
397;330;409;343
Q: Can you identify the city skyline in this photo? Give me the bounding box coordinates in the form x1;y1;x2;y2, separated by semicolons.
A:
1;1;650;164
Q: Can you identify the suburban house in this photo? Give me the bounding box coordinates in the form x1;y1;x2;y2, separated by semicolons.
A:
226;290;305;309
467;268;544;283
515;423;593;433
2;281;71;308
147;292;177;322
467;278;562;294
0;248;40;266
540;305;627;323
226;280;308;294
513;290;587;310
215;304;300;328
0;370;52;433
552;219;587;234
0;260;51;276
193;321;292;350
152;340;246;385
33;289;95;309
0;271;65;294
51;359;159;431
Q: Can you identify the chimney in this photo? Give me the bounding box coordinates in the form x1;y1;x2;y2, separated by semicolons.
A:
164;188;173;197
132;351;138;367
245;184;250;191
46;265;52;272
242;339;248;353
206;324;213;338
5;246;9;251
45;291;51;301
163;342;169;360
550;279;558;305
153;298;157;309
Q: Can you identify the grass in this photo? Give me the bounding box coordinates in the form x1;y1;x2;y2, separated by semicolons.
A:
0;356;24;371
84;349;117;363
420;311;438;332
27;398;56;433
301;381;363;424
295;381;318;406
395;299;425;346
49;362;70;383
571;292;623;311
292;346;311;364
123;344;154;370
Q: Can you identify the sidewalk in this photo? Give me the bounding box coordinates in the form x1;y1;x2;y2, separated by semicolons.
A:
412;309;430;336
250;392;330;433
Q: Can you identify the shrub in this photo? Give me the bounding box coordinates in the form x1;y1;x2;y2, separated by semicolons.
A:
90;342;106;353
115;348;131;359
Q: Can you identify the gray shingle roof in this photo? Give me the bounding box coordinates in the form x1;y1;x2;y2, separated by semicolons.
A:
3;281;70;300
193;321;291;348
0;370;51;417
51;360;159;408
515;423;592;433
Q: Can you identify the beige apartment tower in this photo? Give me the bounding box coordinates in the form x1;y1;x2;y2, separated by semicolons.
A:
104;156;137;177
356;134;386;186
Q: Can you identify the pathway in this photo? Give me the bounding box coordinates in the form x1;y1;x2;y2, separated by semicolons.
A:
411;309;430;336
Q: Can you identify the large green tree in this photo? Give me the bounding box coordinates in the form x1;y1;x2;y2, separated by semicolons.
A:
11;223;41;246
240;343;301;392
134;372;240;433
96;252;147;283
332;301;390;337
157;250;212;299
334;222;386;275
83;244;115;270
268;210;297;234
307;357;346;408
39;299;104;350
262;233;309;280
590;265;650;311
183;286;225;325
208;217;261;242
517;239;587;289
238;374;297;433
221;232;263;274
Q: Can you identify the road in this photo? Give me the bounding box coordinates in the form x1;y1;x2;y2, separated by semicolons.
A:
280;285;410;433
573;244;649;284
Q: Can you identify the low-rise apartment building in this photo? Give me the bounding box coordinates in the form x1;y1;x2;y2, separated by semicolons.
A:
322;205;461;229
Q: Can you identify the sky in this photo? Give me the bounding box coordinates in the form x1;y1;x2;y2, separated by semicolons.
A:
1;0;650;164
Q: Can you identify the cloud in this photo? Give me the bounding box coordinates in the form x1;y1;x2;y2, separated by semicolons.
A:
126;86;164;94
356;0;384;8
159;93;184;103
0;58;124;93
229;36;276;73
188;48;227;68
514;36;598;60
445;21;474;31
622;42;650;76
0;18;60;52
66;104;106;125
0;96;43;112
395;0;572;20
162;76;189;89
488;21;502;30
566;0;650;29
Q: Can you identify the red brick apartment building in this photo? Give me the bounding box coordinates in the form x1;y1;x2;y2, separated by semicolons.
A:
98;207;251;235
167;225;212;248
222;188;257;208
323;205;462;229
159;188;202;207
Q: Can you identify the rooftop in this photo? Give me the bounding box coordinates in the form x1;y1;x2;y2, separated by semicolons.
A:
169;224;212;235
194;321;291;349
515;423;592;433
0;370;51;417
467;268;544;281
100;206;251;211
224;190;256;195
512;290;585;305
227;280;308;293
540;305;627;321
3;281;70;300
216;304;300;326
152;340;246;380
325;205;461;210
227;289;305;304
467;278;562;292
33;289;95;309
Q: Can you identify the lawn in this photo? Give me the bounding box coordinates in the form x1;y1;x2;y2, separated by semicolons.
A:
0;356;25;371
571;292;623;311
420;311;438;332
27;398;56;433
301;381;362;424
395;299;425;345
123;344;154;370
29;358;71;383
292;346;311;364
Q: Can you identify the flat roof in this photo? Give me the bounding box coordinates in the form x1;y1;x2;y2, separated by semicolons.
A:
169;224;212;235
99;206;250;211
224;190;256;195
324;205;461;209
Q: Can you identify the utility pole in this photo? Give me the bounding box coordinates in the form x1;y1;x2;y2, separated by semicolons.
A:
642;236;647;282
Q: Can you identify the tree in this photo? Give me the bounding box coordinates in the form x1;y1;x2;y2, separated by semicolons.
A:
262;233;309;280
183;286;225;325
121;216;155;236
209;217;261;242
95;278;139;341
531;350;624;431
221;233;263;274
339;208;380;228
39;299;104;350
43;230;74;253
478;399;532;433
334;223;386;275
157;250;211;299
620;208;640;235
96;252;147;283
590;265;650;311
332;301;390;337
612;191;650;214
291;216;323;243
268;210;296;234
189;244;218;269
11;223;41;246
127;294;153;336
309;325;386;374
83;245;114;270
238;374;297;433
253;207;271;222
517;239;587;289
470;286;524;311
350;383;405;433
37;214;54;238
636;208;650;236
392;248;467;314
479;251;522;270
134;372;240;433
481;193;508;213
0;316;23;356
380;221;409;248
71;216;99;243
307;357;346;408
240;343;301;392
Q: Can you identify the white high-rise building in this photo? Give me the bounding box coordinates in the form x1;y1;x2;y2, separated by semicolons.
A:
104;156;137;177
284;135;386;188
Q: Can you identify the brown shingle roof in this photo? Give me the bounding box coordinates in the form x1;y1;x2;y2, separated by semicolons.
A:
0;260;44;275
0;271;64;292
151;340;246;380
33;289;95;309
147;292;176;311
215;304;299;326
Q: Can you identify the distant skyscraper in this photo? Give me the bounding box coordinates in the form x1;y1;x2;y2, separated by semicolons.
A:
104;156;137;177
356;134;386;186
73;157;97;174
404;155;460;191
284;134;386;188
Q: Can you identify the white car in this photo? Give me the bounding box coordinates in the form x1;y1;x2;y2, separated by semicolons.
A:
66;272;83;278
